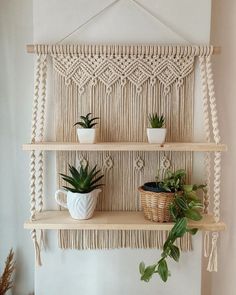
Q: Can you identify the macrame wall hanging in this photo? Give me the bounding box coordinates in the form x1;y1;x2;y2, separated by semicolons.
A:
26;42;225;274
54;44;196;251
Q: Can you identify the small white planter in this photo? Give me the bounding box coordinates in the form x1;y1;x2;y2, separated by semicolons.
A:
77;128;98;144
147;128;167;144
55;189;102;220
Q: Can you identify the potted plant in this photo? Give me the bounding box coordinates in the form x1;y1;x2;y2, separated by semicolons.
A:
147;113;166;144
139;169;186;222
138;169;206;282
55;164;104;220
74;113;99;143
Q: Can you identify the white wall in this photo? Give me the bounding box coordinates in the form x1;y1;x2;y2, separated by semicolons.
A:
210;1;236;295
0;0;34;294
33;1;211;295
0;0;213;294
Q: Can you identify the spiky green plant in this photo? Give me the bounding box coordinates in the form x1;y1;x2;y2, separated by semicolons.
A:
74;113;99;129
148;113;165;128
60;164;104;193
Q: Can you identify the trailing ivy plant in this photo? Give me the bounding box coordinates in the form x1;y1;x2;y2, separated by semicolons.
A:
74;113;99;129
139;170;206;283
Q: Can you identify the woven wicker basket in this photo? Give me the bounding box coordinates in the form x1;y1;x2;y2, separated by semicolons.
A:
138;186;175;223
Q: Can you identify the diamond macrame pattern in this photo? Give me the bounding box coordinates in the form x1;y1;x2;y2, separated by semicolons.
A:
52;54;194;94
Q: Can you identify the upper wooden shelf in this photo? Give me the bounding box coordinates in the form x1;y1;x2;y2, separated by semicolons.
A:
22;142;227;152
24;211;226;232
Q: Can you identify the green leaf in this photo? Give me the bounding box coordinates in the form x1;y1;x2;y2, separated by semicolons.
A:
168;245;180;262
61;177;78;188
89;117;99;122
186;228;198;235
185;209;202;221
139;262;145;275
69;165;81;180
62;186;78;193
188;200;203;209
74;122;87;128
169;203;178;220
186;191;199;201
90;175;104;186
89;122;98;128
183;185;193;193
141;264;157;282
171;217;187;238
175;197;189;211
157;259;169;282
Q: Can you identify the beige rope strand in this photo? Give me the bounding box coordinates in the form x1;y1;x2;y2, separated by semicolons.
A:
37;54;47;250
205;55;221;267
207;152;221;271
206;56;221;144
199;56;212;257
30;53;43;266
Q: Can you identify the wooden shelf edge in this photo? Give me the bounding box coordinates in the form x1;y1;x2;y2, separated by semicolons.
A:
24;211;226;232
22;142;227;152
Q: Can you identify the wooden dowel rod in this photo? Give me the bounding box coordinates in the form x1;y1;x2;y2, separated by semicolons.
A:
26;44;221;55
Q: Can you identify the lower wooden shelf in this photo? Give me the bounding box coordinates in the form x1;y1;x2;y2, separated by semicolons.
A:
24;211;226;232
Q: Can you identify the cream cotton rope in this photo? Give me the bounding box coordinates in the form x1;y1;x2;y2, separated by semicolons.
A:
30;53;43;266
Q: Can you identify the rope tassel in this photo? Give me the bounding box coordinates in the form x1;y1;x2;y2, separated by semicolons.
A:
31;229;42;266
207;232;218;272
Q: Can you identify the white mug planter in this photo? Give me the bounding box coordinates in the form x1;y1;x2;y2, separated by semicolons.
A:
147;128;167;144
55;189;102;220
77;128;98;144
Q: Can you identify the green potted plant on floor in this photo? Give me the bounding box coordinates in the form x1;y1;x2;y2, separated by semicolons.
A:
74;113;99;143
55;164;104;220
147;113;166;144
138;169;206;282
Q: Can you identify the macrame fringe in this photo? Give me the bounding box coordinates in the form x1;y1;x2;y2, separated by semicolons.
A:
203;231;210;257
207;232;218;272
58;230;192;251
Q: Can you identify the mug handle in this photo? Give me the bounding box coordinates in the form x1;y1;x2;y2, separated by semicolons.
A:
55;189;68;208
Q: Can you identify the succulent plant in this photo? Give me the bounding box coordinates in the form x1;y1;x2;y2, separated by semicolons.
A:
74;113;99;129
148;113;165;128
60;164;104;194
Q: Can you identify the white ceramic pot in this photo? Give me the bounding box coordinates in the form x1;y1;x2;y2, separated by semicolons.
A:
77;128;98;144
147;128;167;144
55;189;101;219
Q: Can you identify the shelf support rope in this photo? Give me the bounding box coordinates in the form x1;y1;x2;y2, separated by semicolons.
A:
199;56;212;258
129;0;190;42
205;54;222;272
57;0;121;43
37;54;48;250
56;0;190;44
30;53;44;266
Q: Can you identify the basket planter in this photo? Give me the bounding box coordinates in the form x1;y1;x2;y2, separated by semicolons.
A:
138;186;175;223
